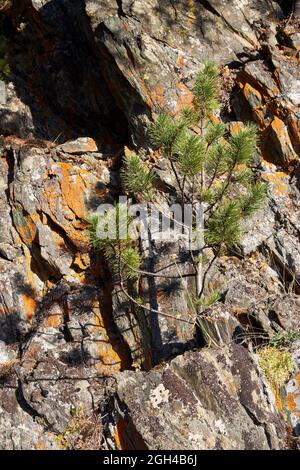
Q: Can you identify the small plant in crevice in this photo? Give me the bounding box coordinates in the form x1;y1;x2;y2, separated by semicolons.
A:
269;329;300;349
258;346;294;390
88;61;267;341
55;406;102;450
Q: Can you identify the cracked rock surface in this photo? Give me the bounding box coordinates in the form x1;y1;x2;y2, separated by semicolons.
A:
115;344;286;450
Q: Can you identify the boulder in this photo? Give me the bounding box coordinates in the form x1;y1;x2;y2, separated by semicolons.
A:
58;137;98;155
114;344;286;450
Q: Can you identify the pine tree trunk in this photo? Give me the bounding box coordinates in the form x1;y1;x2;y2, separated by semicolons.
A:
295;0;300;17
197;121;205;302
196;168;205;300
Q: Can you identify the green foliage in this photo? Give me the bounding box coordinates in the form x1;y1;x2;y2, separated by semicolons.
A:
205;201;242;247
87;205;141;280
206;143;229;176
174;132;205;177
239;182;267;218
88;60;267;321
193;61;219;119
205;122;226;146
120;247;141;280
134;296;144;306
269;330;300;349
228;124;258;165
181;106;197;126
258;346;294;390
86;214;101;250
149;112;186;155
193;290;221;311
87;204;129;252
121;153;155;201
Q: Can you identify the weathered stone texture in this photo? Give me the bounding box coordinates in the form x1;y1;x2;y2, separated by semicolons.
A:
115;344;286;450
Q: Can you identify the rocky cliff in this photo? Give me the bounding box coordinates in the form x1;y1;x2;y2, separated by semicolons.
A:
0;0;299;450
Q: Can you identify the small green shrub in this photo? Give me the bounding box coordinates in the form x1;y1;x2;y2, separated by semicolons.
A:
258;346;294;390
269;330;300;349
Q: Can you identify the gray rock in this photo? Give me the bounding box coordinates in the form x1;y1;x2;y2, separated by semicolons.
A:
115;344;286;449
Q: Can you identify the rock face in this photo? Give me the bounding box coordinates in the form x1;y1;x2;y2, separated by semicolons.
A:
115;344;286;450
0;0;285;144
0;0;299;450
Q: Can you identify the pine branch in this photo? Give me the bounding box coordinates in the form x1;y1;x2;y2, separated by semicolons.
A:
205;122;226;146
193;61;219;119
205;201;242;247
121;153;155;201
149;112;186;155
174;132;205;177
239;182;268;218
229;124;258;165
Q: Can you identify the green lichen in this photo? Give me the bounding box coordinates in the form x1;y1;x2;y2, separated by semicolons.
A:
258;346;294;390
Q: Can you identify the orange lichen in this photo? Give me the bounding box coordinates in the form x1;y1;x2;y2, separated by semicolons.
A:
73;252;89;271
44;312;62;328
176;55;185;67
92;306;123;374
34;440;47;451
285;393;297;412
262;171;289;197
230;122;244;135
13;210;39;246
275;390;283;412
151;84;166;107
269;117;298;164
58;163;87;220
22;294;37;320
44;163;90;249
96;342;122;374
175;82;194;113
271;116;286;137
114;417;128;450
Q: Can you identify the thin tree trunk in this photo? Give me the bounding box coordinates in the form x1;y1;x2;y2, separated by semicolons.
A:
197;119;205;299
196;168;205;298
294;0;300;17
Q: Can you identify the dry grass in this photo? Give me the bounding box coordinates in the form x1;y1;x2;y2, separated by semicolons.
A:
0;359;18;379
55;407;103;450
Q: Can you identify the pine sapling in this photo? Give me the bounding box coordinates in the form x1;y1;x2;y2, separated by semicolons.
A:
88;60;268;332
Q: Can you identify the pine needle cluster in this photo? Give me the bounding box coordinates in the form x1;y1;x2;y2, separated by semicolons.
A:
87;204;141;280
193;61;219;119
121;153;155;201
